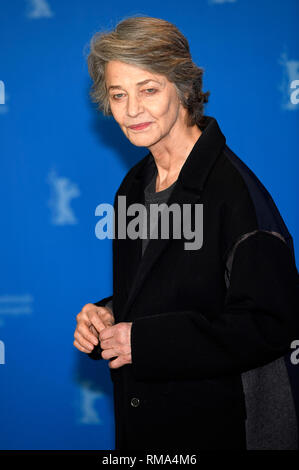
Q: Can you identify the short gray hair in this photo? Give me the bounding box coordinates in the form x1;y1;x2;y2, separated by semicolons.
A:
87;16;210;127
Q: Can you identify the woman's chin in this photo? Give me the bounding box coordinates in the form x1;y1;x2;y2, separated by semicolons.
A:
127;133;157;148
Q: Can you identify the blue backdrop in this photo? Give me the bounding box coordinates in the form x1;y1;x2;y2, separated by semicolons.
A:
0;0;298;450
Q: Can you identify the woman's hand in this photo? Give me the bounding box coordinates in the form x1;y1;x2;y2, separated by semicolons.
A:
74;303;115;353
99;322;132;369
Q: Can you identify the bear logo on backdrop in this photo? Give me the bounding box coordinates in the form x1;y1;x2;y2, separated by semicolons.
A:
26;0;54;19
77;383;104;425
47;170;80;226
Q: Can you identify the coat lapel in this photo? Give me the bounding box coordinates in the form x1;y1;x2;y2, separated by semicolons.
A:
119;115;226;321
117;155;155;305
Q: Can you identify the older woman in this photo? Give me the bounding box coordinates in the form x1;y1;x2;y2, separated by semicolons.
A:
74;16;299;450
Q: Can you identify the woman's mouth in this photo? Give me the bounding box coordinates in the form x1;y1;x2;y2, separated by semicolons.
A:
128;122;152;131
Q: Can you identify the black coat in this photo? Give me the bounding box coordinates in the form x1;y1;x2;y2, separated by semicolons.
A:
89;116;299;450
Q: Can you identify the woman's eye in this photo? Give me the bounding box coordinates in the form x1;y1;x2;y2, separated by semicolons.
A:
144;88;157;94
112;93;125;100
111;89;157;100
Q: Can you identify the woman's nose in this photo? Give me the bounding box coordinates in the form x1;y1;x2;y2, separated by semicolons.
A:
126;94;143;117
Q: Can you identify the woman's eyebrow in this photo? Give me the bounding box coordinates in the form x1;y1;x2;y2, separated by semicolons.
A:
136;78;162;86
108;78;162;91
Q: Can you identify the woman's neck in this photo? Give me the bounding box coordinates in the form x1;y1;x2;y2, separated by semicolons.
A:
149;123;202;192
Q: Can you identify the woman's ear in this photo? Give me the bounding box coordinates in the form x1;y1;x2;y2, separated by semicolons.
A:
181;90;190;107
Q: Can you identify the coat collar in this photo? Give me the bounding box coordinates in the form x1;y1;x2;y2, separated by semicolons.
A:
120;115;226;320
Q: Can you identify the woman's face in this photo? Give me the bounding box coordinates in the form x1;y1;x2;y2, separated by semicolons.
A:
105;60;186;148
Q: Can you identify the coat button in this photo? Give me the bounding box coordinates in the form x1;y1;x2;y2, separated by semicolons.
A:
130;397;140;407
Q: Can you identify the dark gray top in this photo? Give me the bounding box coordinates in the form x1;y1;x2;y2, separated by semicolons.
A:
142;168;178;256
104;167;177;313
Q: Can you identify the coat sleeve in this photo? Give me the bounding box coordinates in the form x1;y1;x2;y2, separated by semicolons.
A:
88;295;113;360
130;231;299;381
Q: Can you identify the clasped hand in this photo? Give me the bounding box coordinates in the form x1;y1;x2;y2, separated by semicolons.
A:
74;303;132;369
100;321;132;369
